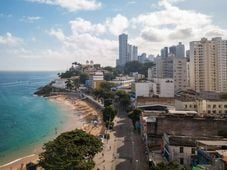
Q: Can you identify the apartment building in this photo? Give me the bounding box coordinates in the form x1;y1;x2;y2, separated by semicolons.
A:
189;37;227;92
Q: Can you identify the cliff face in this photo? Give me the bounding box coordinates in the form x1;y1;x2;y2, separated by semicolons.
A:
34;84;67;97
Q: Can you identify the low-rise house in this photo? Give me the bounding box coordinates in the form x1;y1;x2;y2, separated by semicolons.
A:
195;140;227;170
111;76;135;89
163;134;197;167
135;78;174;98
175;91;227;117
88;71;104;89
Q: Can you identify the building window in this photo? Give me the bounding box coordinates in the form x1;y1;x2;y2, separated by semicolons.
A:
224;105;227;108
180;147;184;153
208;110;211;114
213;105;216;108
185;105;187;109
191;148;195;154
208;105;211;108
180;158;184;165
219;105;222;108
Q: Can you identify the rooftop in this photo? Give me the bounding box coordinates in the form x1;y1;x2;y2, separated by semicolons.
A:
137;97;175;106
197;140;227;146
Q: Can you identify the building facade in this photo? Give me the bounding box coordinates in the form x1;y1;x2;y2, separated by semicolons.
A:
118;33;128;66
135;78;174;98
189;37;227;92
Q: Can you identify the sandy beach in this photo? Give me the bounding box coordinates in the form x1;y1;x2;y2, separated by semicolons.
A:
0;94;105;170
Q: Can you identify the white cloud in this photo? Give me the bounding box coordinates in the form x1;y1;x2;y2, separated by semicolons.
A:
69;18;106;35
48;27;117;66
20;16;42;23
131;0;227;54
106;14;129;36
27;0;102;12
68;14;129;36
0;33;23;45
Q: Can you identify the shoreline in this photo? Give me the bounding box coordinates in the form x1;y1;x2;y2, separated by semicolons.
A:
0;94;105;170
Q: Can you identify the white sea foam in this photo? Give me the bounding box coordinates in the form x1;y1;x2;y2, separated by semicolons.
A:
0;154;36;167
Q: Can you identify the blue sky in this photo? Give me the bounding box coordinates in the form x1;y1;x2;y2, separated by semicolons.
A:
0;0;227;71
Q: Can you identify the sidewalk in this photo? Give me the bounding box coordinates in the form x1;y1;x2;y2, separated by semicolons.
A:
93;117;119;170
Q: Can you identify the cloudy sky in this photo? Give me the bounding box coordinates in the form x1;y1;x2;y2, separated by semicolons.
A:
0;0;227;71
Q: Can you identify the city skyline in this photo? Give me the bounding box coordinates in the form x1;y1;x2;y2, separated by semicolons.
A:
1;0;227;71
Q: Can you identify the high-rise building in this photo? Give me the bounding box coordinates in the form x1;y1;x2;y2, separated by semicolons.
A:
132;46;138;61
173;57;187;92
189;37;227;92
154;54;187;92
118;33;128;66
161;47;168;58
169;46;177;56
176;42;185;58
138;53;147;63
117;34;138;66
127;44;133;61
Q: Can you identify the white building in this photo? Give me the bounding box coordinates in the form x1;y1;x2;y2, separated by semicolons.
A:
111;76;135;88
163;133;196;168
135;78;174;98
189;37;227;92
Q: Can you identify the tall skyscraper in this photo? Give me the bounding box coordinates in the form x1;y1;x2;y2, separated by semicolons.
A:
118;33;128;66
189;37;227;92
132;46;138;61
161;47;168;58
169;46;177;56
117;34;138;66
176;42;185;58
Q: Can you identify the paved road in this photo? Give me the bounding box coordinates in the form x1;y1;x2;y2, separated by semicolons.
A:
112;107;148;170
93;107;148;170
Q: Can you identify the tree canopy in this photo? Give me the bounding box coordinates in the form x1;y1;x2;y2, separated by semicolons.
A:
102;105;117;123
39;129;103;170
116;90;131;109
151;162;181;170
124;61;155;77
79;73;89;84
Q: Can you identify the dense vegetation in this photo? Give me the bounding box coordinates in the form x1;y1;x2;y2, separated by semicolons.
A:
128;108;142;130
102;105;117;128
124;61;155;77
39;129;103;170
151;162;181;170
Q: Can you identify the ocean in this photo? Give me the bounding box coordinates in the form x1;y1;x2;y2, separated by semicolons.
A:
0;71;65;165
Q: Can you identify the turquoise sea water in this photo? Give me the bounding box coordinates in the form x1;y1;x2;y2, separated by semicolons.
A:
0;71;64;164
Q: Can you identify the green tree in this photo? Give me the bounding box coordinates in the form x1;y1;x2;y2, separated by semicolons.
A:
116;90;131;109
100;81;115;91
128;109;142;129
79;73;89;84
151;162;181;170
140;62;155;77
124;61;143;74
102;105;117;125
103;66;114;72
66;79;73;90
124;61;155;77
104;73;115;81
39;129;103;170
